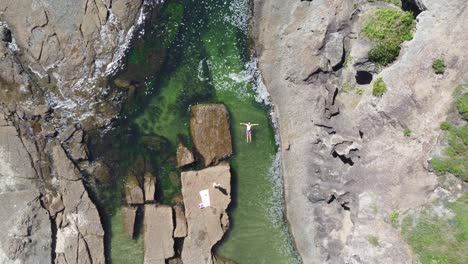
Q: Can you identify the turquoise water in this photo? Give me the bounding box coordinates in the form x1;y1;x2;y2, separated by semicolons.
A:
89;1;300;263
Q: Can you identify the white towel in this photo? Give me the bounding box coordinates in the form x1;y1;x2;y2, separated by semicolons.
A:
199;189;211;208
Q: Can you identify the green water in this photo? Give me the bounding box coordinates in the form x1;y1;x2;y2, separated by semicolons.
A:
90;0;300;263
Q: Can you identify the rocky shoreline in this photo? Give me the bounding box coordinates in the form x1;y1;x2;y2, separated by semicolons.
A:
253;0;468;262
2;0;467;263
0;0;145;262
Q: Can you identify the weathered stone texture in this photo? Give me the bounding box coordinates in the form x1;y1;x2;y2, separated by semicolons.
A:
181;163;231;264
144;205;174;264
190;104;232;167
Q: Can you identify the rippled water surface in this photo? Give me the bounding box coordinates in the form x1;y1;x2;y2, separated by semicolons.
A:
90;1;300;263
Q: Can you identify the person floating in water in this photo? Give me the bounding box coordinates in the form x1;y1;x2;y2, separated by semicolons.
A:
240;122;259;143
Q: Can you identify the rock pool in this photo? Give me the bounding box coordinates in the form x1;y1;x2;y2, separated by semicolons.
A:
89;0;300;263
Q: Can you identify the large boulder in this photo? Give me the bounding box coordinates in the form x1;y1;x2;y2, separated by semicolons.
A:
181;163;231;264
190;104;232;167
176;142;195;168
144;205;174;264
126;174;144;204
121;206;137;238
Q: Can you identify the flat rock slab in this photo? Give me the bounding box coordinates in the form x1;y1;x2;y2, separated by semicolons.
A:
190;104;232;167
122;206;137;238
144;205;174;264
181;163;231;264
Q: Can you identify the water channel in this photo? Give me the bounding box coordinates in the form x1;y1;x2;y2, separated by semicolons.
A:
89;1;300;263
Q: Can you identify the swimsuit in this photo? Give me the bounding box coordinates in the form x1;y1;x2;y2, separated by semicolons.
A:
246;129;251;135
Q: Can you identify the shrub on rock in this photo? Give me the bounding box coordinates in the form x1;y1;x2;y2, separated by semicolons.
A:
372;78;387;97
432;58;446;74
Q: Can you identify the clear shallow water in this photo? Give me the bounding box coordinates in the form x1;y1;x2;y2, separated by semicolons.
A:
89;0;300;263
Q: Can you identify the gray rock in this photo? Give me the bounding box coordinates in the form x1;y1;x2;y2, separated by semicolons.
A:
144;172;156;202
41;191;65;218
144;204;174;264
324;32;344;69
52;145;81;181
121;206;137;238
181;163;231;264
173;205;187;238
69;142;88;161
253;0;468;262
0;0;144;127
52;144;105;264
0;119;52;264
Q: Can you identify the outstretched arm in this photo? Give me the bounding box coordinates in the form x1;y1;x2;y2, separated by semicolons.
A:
240;123;247;125
251;123;259;126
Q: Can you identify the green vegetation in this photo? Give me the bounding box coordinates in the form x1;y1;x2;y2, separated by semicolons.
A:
456;93;468;120
341;82;357;93
432;58;446;74
367;235;380;247
432;122;467;181
372;78;387;96
367;0;401;6
404;128;412;137
362;8;415;65
401;194;468;264
433;86;468;181
390;211;400;227
341;82;365;95
440;121;452;131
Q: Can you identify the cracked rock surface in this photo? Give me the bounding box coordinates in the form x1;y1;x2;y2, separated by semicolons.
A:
253;0;468;262
181;163;231;264
0;0;144;263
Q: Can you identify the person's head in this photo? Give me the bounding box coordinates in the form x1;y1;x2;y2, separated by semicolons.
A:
247;122;251;125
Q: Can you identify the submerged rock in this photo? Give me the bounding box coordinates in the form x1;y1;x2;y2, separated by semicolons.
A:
190;104;232;167
173;204;188;238
126;174;144;205
144;204;174;264
84;160;111;184
122;206;137;238
176;142;195;168
144;172;156;202
181;163;231;264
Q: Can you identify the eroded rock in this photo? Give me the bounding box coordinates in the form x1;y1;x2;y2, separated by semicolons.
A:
190;104;232;167
53;145;104;264
181;163;231;264
144;204;174;264
0;121;51;263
